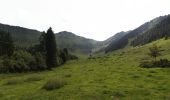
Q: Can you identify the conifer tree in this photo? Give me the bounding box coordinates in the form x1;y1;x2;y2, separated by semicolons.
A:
45;27;57;69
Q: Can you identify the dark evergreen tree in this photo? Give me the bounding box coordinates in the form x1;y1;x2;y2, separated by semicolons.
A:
45;27;57;69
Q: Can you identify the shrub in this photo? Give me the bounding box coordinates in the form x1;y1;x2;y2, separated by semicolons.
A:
1;57;29;73
0;51;48;73
42;78;66;90
13;51;36;71
33;53;47;71
157;59;170;68
140;59;170;68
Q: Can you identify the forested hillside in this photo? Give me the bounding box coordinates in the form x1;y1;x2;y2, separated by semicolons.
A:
131;15;170;46
0;24;99;54
0;23;41;47
105;15;167;52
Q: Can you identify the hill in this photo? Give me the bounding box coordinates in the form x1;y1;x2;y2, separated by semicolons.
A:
0;23;41;47
131;15;170;46
56;31;98;54
0;38;170;99
105;15;167;52
0;23;100;54
93;31;129;53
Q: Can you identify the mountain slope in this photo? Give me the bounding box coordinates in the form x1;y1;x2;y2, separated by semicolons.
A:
56;31;98;54
0;23;41;47
93;31;129;53
105;15;167;52
131;15;170;46
0;23;99;54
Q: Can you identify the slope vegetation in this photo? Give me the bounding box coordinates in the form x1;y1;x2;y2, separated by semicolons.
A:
0;39;170;100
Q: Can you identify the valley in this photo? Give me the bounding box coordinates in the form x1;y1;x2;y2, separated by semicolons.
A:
0;39;170;100
0;11;170;100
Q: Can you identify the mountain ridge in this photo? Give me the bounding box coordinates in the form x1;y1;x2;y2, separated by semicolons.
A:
105;15;169;52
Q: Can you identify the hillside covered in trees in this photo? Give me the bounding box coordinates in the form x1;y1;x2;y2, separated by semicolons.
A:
105;15;168;52
0;24;100;54
131;15;170;46
0;28;77;73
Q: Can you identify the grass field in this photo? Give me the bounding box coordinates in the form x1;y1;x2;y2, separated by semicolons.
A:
0;39;170;100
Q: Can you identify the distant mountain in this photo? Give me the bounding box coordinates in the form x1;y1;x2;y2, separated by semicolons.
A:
56;31;98;54
93;31;129;53
131;15;170;46
1;14;169;54
105;15;167;52
0;23;99;54
0;23;41;47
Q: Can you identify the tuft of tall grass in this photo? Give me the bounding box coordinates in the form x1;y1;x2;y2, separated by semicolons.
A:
42;78;66;91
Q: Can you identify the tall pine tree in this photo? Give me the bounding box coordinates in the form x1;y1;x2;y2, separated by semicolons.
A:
45;27;57;69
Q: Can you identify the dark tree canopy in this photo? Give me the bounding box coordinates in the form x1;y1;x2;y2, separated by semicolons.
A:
46;27;57;69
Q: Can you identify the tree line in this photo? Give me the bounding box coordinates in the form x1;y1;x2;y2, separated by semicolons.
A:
0;28;78;73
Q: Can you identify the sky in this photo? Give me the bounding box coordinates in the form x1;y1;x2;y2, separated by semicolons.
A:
0;0;170;41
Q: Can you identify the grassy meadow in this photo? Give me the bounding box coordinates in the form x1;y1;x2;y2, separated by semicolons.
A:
0;39;170;100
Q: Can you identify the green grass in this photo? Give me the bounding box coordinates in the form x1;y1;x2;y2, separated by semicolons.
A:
0;39;170;100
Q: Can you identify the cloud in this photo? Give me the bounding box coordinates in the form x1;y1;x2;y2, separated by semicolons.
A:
0;0;170;40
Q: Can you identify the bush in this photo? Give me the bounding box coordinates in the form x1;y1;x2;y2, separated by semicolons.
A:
0;51;48;73
13;51;36;71
157;59;170;68
140;59;170;68
1;58;29;73
1;55;31;73
42;78;66;90
33;53;47;71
